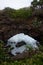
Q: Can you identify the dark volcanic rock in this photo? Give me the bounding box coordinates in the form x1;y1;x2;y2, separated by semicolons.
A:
16;41;26;47
0;9;43;44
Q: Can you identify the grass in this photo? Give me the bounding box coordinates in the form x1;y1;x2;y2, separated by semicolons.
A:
0;41;43;65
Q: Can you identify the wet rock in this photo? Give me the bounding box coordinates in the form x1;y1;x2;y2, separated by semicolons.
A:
16;41;26;47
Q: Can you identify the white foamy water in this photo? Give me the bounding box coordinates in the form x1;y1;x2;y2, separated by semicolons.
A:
7;33;39;55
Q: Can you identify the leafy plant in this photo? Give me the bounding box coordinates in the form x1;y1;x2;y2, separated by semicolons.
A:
0;41;43;65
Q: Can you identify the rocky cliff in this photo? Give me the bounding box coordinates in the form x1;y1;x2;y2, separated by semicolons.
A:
0;8;43;44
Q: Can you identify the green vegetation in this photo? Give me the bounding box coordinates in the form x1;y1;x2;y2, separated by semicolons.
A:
0;41;43;65
0;0;43;20
1;7;33;19
31;0;43;9
0;0;43;64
